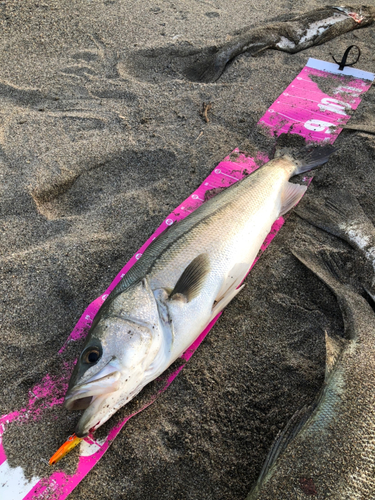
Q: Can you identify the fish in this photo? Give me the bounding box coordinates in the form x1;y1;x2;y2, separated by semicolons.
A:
184;6;375;83
64;144;335;439
247;246;375;499
296;188;375;299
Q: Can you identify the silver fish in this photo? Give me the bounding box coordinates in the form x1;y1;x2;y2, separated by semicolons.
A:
296;189;375;299
184;6;375;83
64;145;335;438
248;247;375;499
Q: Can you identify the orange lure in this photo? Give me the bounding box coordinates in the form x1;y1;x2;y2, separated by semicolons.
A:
49;434;83;465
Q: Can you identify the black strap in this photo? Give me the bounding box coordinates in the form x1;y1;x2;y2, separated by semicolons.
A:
332;45;361;71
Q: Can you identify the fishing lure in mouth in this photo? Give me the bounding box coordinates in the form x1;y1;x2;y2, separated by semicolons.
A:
49;434;83;465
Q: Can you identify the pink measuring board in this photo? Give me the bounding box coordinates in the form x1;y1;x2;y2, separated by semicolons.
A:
1;58;373;500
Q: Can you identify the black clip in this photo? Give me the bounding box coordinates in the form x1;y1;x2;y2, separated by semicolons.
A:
332;45;361;71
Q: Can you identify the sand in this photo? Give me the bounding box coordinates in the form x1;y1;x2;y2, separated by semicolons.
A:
1;0;375;498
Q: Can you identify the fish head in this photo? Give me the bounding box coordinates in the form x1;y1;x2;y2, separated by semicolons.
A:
65;280;164;437
334;5;375;24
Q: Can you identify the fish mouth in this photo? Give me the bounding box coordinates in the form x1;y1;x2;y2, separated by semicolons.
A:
66;396;94;411
64;359;121;412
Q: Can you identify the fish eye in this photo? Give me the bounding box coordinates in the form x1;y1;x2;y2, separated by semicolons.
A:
83;348;101;364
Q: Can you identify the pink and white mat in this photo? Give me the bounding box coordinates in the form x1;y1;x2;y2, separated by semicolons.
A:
1;58;373;500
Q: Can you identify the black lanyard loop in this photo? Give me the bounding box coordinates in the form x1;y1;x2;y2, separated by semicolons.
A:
332;45;361;71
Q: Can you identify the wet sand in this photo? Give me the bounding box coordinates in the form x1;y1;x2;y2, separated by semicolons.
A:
1;0;375;498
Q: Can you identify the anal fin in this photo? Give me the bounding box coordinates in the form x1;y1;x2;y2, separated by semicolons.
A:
280;182;307;216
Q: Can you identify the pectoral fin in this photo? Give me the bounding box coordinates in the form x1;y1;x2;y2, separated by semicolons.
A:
170;253;210;302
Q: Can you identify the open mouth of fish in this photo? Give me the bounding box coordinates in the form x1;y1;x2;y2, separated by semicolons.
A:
64;361;122;412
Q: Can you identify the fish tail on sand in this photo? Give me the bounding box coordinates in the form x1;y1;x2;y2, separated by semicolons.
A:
292;245;370;341
275;143;338;176
295;188;374;245
183;6;375;83
272;143;337;216
295;188;375;300
292;246;349;302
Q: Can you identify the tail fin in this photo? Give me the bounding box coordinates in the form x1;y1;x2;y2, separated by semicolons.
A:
183;45;230;83
292;246;348;299
296;189;375;250
292;245;372;341
275;143;337;176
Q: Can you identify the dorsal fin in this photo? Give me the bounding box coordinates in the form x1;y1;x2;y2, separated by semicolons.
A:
325;331;346;377
280;182;307;216
170;253;210;302
248;404;316;498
